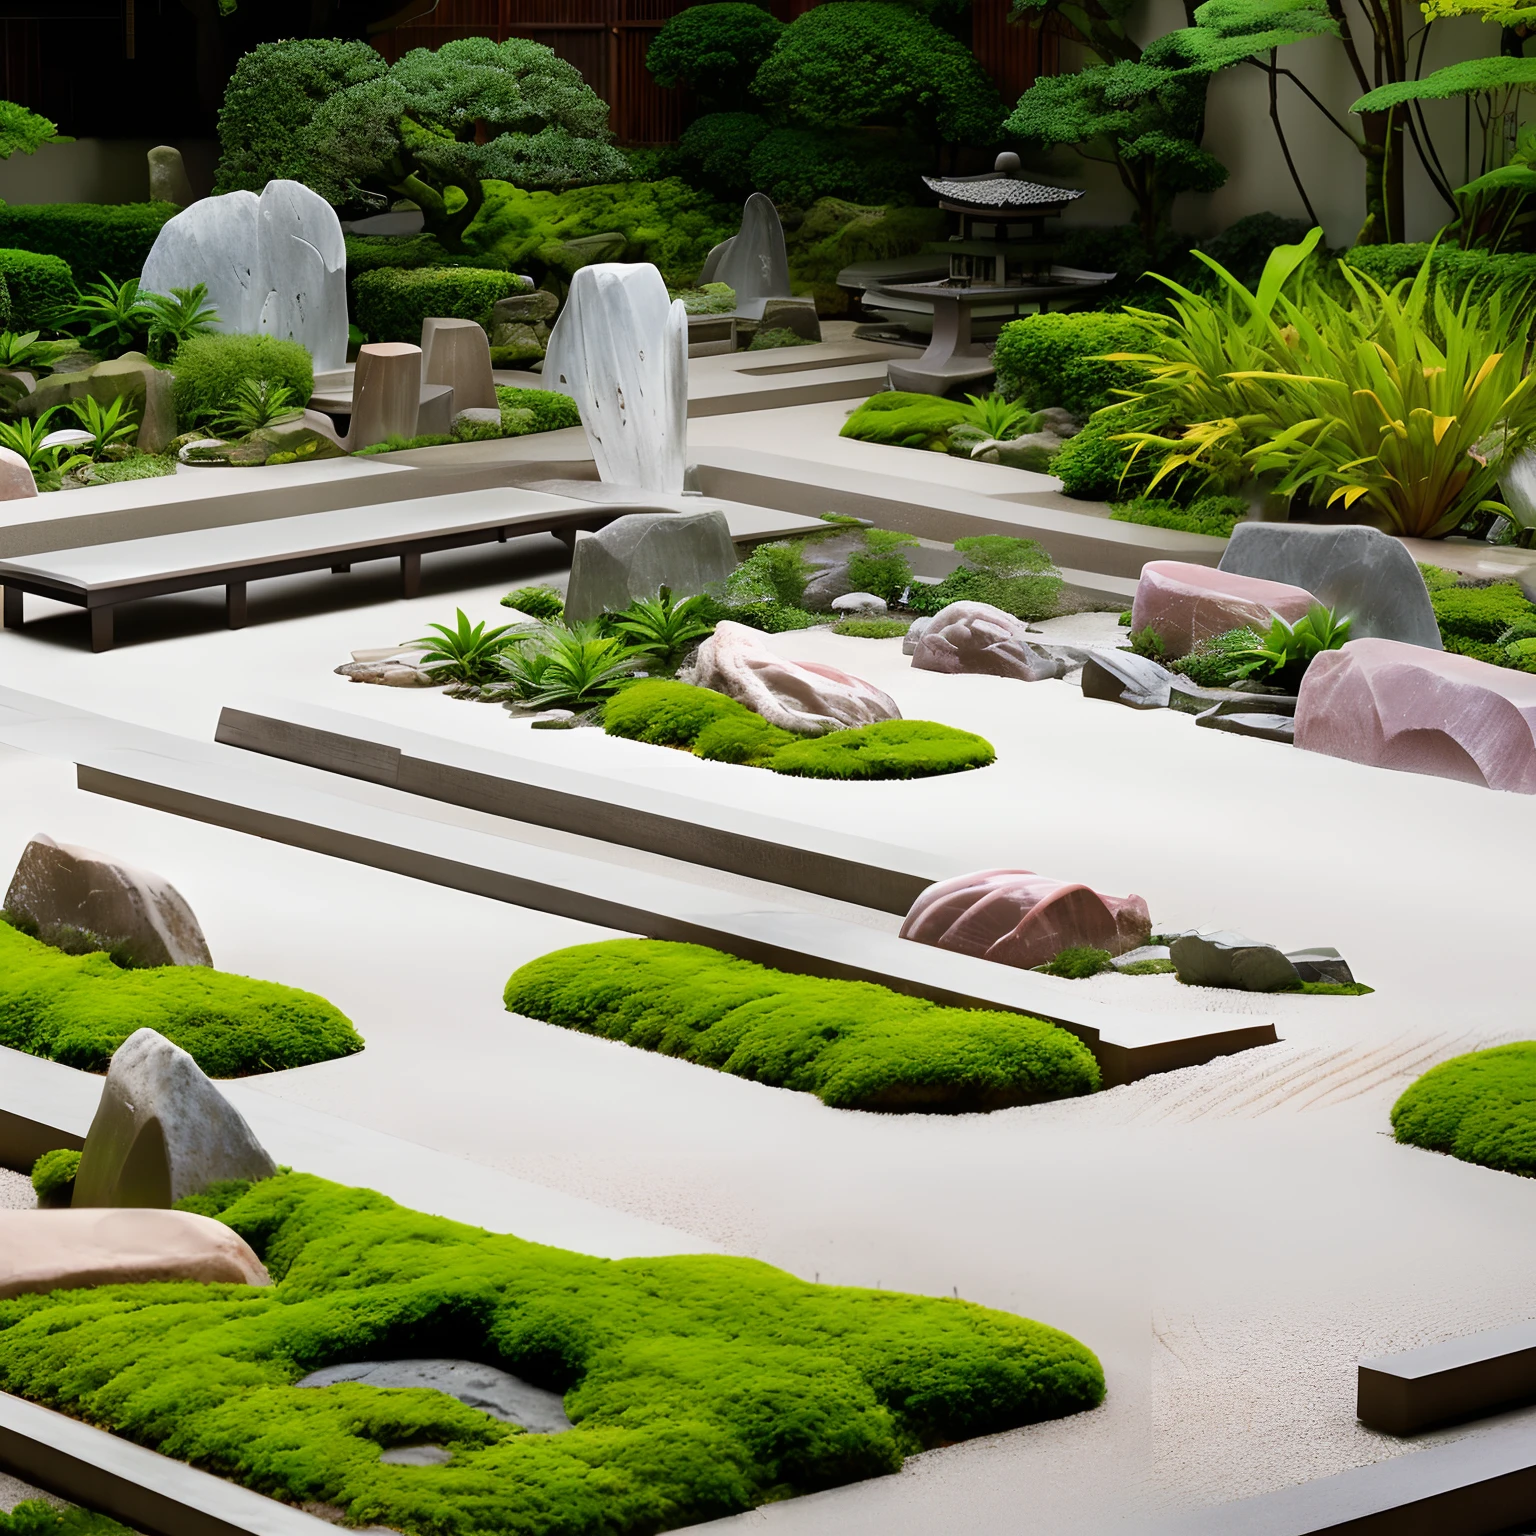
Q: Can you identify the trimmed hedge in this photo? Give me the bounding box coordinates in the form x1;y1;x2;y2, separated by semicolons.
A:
603;680;995;778
494;384;582;434
0;203;176;286
1111;495;1247;538
0;920;362;1075
0;248;76;332
1340;242;1536;300
0;1171;1103;1532
354;266;528;343
1391;1042;1536;1174
993;312;1147;419
506;939;1101;1110
170;333;314;427
1051;403;1164;502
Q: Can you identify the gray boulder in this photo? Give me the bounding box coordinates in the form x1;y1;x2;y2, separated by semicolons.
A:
5;834;212;968
564;509;738;621
801;526;872;610
971;430;1068;471
298;1358;573;1434
1195;709;1296;743
903;616;934;655
71;1029;276;1208
147;145;194;207
1287;947;1355;985
1219;523;1442;649
704;194;791;319
911;601;1062;681
1080;650;1173;709
832;592;886;615
759;296;821;343
493;290;560;325
1169;931;1302;992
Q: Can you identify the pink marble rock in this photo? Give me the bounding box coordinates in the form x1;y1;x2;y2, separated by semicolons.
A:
900;868;1152;969
910;601;1062;682
1131;561;1317;658
680;620;900;734
0;444;37;500
1295;638;1536;793
0;1208;270;1299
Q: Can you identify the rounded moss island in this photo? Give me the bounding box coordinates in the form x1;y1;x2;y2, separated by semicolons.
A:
1391;1042;1536;1175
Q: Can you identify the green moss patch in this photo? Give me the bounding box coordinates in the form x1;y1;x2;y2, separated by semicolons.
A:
506;938;1100;1111
0;1171;1104;1534
1110;495;1247;538
832;618;909;638
1391;1042;1536;1174
1;1503;135;1536
0;920;362;1075
840;392;967;452
769;720;994;779
30;1147;80;1207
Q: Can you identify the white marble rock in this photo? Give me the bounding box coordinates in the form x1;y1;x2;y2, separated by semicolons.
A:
542;262;688;494
141;179;348;371
702;194;791;321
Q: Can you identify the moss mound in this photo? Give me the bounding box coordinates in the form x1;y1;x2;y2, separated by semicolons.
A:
1;1504;135;1536
769;719;994;779
840;392;967;452
1391;1042;1536;1174
0;1171;1104;1534
0;920;362;1075
506;938;1100;1111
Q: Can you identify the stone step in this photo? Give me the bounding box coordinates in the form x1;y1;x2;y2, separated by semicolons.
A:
1359;1322;1536;1436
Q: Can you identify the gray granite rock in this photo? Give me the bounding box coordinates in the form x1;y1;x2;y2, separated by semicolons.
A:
453;407;502;432
1195;709;1296;742
705;194;791;320
299;1358;573;1433
759;295;820;342
493;290;560;325
1169;931;1301;992
5;833;212;968
564;509;737;621
911;601;1063;682
971;431;1067;471
832;592;887;615
147;145;194;207
1168;678;1296;715
800;528;870;610
1286;947;1355;985
72;1029;277;1208
1219;523;1442;649
26;353;177;453
381;1444;454;1466
1080;650;1173;709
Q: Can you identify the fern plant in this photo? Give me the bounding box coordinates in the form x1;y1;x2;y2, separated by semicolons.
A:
211;378;303;437
608;589;716;671
955;392;1038;441
0;330;67;370
56;274;154;354
67;394;138;456
1228;605;1352;690
0;407;88;484
409;610;521;686
143;284;220;365
492;623;642;710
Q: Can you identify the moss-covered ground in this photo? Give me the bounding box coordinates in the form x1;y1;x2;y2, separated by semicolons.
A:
1392;1042;1536;1175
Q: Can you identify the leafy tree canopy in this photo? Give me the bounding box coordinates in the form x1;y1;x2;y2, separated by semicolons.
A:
647;4;786;110
0;100;71;160
1352;55;1536;112
1180;0;1338;69
752;2;1004;144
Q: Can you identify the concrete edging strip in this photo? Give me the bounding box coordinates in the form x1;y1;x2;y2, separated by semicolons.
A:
1359;1322;1536;1436
0;1390;337;1536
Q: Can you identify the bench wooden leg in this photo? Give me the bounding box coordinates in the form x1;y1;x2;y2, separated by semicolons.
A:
2;586;20;629
401;551;421;599
89;607;114;652
226;582;248;630
553;529;576;552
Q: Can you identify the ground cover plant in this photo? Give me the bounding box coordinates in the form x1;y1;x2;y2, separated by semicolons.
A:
0;1504;135;1536
170;334;314;428
1110;495;1248;538
506;939;1100;1111
833;618;909;638
1429;579;1536;670
0;1170;1104;1533
906;536;1065;622
0;919;361;1075
1391;1043;1536;1175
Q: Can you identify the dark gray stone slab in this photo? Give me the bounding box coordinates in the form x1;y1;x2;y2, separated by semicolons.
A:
1169;679;1296;716
1360;1321;1536;1436
1219;522;1442;649
1081;650;1173;709
1287;947;1354;985
563;509;738;622
298;1358;573;1434
1195;709;1296;743
1170;932;1301;992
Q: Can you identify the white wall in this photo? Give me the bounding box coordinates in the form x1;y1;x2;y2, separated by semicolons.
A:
0;139;217;207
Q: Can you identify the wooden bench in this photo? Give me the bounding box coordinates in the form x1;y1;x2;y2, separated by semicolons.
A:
0;488;614;651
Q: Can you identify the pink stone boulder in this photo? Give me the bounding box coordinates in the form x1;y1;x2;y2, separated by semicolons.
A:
0;1208;271;1299
680;620;900;735
0;445;37;501
1131;561;1316;658
911;601;1062;682
900;868;1152;969
1295;638;1536;793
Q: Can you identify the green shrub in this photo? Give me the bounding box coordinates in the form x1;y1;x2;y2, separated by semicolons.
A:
841;392;968;452
0;919;362;1076
905;536;1064;622
1037;947;1113;979
501;584;565;620
170;334;314;427
0;248;75;331
1052;404;1164;502
494;385;583;434
30;1147;80;1207
0;274;9;331
769;719;995;780
783;199;945;316
1432;583;1536;645
647;5;784;109
833;617;909;638
671;113;772;200
1169;626;1263;686
0;1502;135;1536
1391;1042;1536;1174
845;527;918;603
354;267;525;343
507;938;1099;1110
723;541;814;607
1339;242;1536;303
749;128;922;208
1111;495;1247;538
993;312;1147;418
0;1170;1104;1532
0;204;176;286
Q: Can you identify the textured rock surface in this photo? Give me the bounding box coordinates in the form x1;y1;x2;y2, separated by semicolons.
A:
703;194;791;320
902;616;933;655
971;430;1068;471
1080;649;1173;708
801;527;871;610
299;1359;573;1433
542;262;687;494
901;868;1152;970
1219;523;1441;649
0;445;36;500
5;833;212;967
681;620;900;735
421;317;495;413
0;1208;269;1298
1196;709;1296;742
140;180;348;371
1295;638;1536;792
1131;561;1317;658
72;1028;277;1209
1287;947;1355;985
27;353;177;453
759;295;820;342
911;601;1063;682
1170;931;1301;992
147;145;194;207
493;290;560;325
564;509;737;622
832;592;887;614
347;343;422;450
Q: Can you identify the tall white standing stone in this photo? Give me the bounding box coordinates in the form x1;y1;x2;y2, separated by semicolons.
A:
141;179;348;371
541;262;687;495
